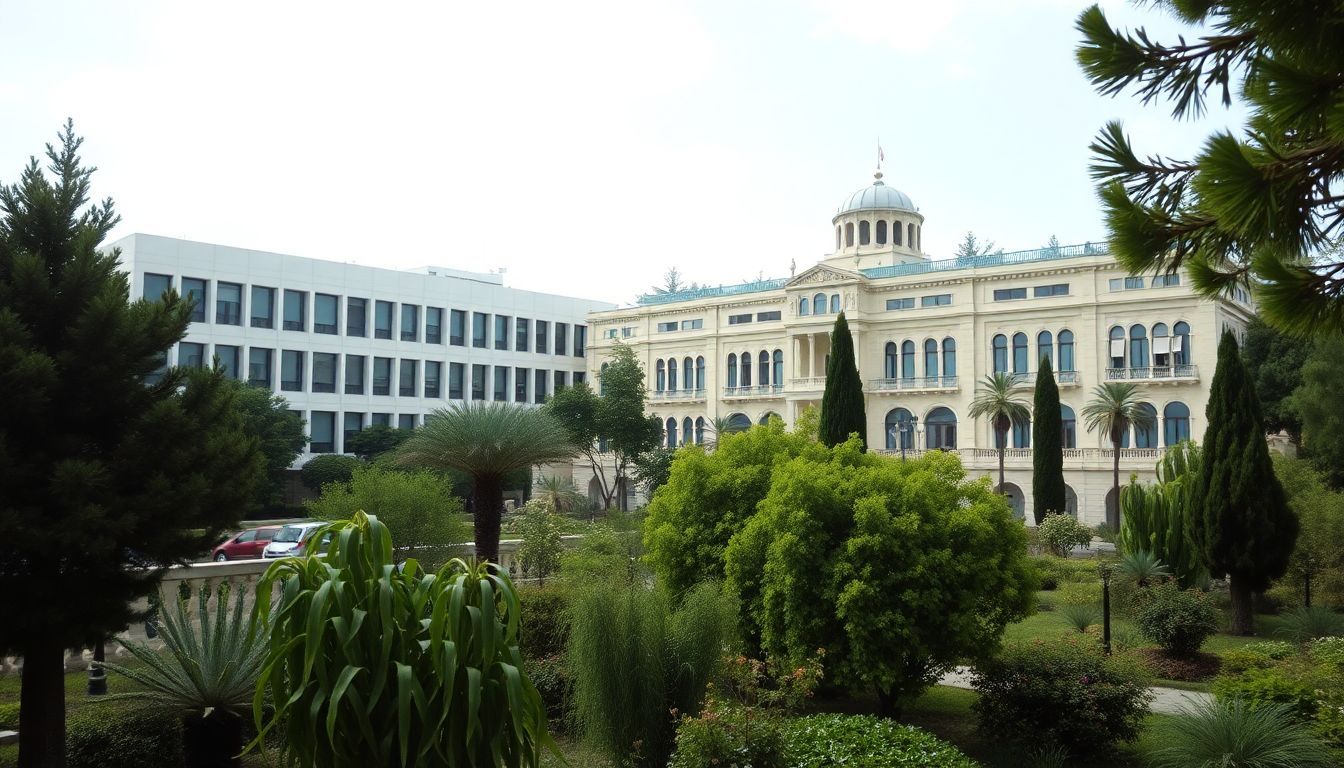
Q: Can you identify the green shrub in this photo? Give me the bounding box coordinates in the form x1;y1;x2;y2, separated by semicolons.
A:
783;714;979;768
1031;555;1098;591
515;501;564;582
1059;603;1100;633
1037;513;1093;557
1277;605;1344;644
971;638;1152;755
67;703;183;768
523;654;569;723
1213;666;1323;721
0;703;17;728
1309;636;1344;668
306;466;467;568
298;453;362;490
1222;641;1296;674
1056;581;1101;607
1245;640;1299;660
1137;582;1220;657
1146;698;1335;768
518;583;570;659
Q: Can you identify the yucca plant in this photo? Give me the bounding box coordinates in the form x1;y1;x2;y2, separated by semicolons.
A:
100;582;269;768
248;511;551;767
1117;549;1172;588
1276;605;1344;645
1146;698;1335;768
1059;603;1102;634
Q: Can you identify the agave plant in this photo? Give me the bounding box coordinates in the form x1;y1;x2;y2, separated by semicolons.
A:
1117;549;1172;588
1059;603;1102;634
1146;698;1334;768
100;582;270;768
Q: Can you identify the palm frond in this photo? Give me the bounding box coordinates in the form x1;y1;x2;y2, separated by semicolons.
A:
968;373;1032;427
394;401;577;476
1081;382;1154;440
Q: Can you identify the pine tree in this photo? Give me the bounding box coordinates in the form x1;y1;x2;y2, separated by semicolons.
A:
1192;331;1298;635
0;123;266;768
1032;357;1065;524
819;311;866;450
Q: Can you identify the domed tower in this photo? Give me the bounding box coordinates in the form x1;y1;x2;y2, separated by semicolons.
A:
824;169;926;270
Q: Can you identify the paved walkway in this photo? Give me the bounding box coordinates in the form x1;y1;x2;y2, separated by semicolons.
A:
936;666;1212;715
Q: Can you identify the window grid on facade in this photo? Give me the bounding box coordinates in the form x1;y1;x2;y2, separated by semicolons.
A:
250;286;275;329
515;367;530;402
450;309;466;346
375;301;394;340
345;355;366;395
534;369;548;403
424;361;441;399
310;411;336;454
516;318;530;351
449;362;465;400
399;359;418;397
400;305;419;342
215;345;240;379
283;290;306;332
495;315;509;351
493;366;509;401
312;352;337;393
145;273;172;302
248;348;273;389
373;357;392;396
281;350;304;391
471;364;487;400
993;287;1027;301
536;321;549;352
183;278;207;323
426;307;443;344
216;282;242;325
315;293;338;335
346;298;367;337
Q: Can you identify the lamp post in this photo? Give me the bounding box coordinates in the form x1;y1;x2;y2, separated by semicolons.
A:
891;416;919;460
87;639;106;695
1098;563;1113;656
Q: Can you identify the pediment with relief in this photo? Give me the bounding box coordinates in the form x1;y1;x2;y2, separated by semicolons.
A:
786;264;863;287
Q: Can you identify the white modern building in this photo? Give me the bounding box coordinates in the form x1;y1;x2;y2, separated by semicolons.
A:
583;170;1256;526
111;234;615;463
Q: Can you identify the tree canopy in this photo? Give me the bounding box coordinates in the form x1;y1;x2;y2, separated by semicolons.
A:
343;423;412;461
229;380;307;507
1242;317;1312;439
954;231;999;258
1032;358;1065;523
819;311;866;450
1293;333;1344;488
307;465;468;568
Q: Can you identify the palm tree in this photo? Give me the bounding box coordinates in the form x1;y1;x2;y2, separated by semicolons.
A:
395;402;577;562
534;474;588;517
1082;382;1156;529
968;372;1032;493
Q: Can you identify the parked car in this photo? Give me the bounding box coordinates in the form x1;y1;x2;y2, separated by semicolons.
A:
211;526;281;562
262;522;331;559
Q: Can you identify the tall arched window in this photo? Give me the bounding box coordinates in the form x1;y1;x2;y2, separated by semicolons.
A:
908;223;916;248
830;294;841;313
845;222;854;247
859;220;871;245
885;407;914;450
1173;321;1191;366
926;407;957;449
667;358;678;391
835;226;841;251
740;352;752;387
726;354;737;388
758;350;770;386
1012;332;1029;373
1134;402;1158;448
1058;329;1075;372
876;220;887;245
924;339;938;377
1109;326;1126;369
893;220;903;245
1061;405;1077;448
695;416;705;444
813;292;827;314
942;337;957;377
600;362;609;395
772;349;783;386
799;297;810;316
656;359;666;392
759;412;779;426
683;356;694;388
1165;402;1191;445
725;413;751;434
695;356;705;390
1152;323;1170;370
1130;325;1150;370
992;334;1008;373
901;340;915;379
682;417;693;446
1012;418;1031;448
666;417;678;448
885;342;898;379
1037;331;1053;367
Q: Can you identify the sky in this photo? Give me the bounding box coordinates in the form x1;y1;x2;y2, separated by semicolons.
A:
0;0;1246;305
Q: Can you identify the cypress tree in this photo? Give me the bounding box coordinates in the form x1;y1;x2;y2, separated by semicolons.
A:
1032;357;1065;524
1192;330;1297;635
819;311;866;450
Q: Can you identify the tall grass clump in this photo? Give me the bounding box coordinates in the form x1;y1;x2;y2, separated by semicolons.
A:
567;578;737;767
1146;698;1335;768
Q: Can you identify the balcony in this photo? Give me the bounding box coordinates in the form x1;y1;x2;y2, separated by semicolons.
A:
1006;371;1081;388
874;446;1171;467
722;384;785;399
650;389;707;402
868;376;959;393
1105;365;1199;383
788;377;827;392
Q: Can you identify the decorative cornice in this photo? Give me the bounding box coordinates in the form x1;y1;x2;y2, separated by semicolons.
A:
786;264;864;287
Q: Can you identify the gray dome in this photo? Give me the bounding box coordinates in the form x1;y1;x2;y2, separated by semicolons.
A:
837;171;916;215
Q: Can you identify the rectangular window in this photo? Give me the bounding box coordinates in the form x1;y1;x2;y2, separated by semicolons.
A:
426;307;443;344
493;366;509;401
1152;273;1181;287
310;411;336;453
622;327;635;338
178;342;205;369
449;362;465;400
992;288;1028;301
182;278;207;323
515;367;530;402
283;290;306;331
728;313;753;325
215;282;242;325
656;321;678;332
471;364;487;400
536;320;549;352
574;324;586;357
251;286;275;328
248;348;273;389
313;352;337;393
605;328;618;339
373;357;392;396
534;369;548;404
424;361;441;398
574;371;586;385
681;319;703;330
281;350;304;391
449;309;466;346
215;345;240;380
371;413;391;427
921;294;952;307
399;359;418;397
345;355;365;395
473;312;489;348
400;304;419;342
555;370;568;390
314;293;339;334
554;323;568;356
346;297;367;337
398;414;417;431
374;301;394;340
1033;284;1069;297
886;298;915;310
1109;276;1145;291
494;315;509;351
343;412;363;445
516;318;530;351
144;273;172;301
756;311;782;322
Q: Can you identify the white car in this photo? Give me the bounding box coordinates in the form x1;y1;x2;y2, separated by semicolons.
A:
262;522;329;558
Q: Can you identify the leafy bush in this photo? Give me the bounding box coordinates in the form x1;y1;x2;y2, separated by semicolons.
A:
1031;555;1098;591
67;703;183;768
1213;666;1323;721
1137;582;1220;657
1309;636;1344;668
1222;641;1297;674
561;522;642;581
515;501;563;582
1094;522;1119;544
1056;582;1101;607
971;638;1152;755
1037;513;1093;557
1146;698;1335;768
306;466;467;568
523;654;569;723
518;583;570;659
782;714;979;768
299;454;362;490
0;703;17;728
1277;605;1344;644
1246;640;1299;660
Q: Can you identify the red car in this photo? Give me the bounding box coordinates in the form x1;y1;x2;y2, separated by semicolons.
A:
211;526;281;562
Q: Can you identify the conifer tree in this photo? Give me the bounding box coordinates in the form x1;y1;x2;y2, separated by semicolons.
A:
1032;357;1065;524
1192;331;1297;635
819;311;866;450
0;124;264;768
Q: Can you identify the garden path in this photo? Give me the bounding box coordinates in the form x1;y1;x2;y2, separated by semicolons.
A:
935;666;1213;715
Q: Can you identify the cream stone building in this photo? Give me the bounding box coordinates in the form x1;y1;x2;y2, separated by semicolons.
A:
583;170;1255;525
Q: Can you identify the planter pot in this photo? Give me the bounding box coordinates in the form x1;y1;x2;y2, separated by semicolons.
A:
182;710;243;768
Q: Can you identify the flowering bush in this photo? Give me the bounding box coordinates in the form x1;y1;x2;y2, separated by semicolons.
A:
1037;513;1093;557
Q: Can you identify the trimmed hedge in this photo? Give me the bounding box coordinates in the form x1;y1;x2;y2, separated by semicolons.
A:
783;714;979;768
66;702;183;768
518;583;570;660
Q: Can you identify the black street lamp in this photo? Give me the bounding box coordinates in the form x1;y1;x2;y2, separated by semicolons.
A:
1098;563;1114;656
889;416;919;461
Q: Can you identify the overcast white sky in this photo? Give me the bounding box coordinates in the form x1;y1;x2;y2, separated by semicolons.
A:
0;0;1244;304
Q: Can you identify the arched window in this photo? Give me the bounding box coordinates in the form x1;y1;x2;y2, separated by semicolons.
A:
799;297;810;316
726;413;751;434
600;362;608;395
695;356;705;390
924;339;938;378
758;350;770;386
1037;331;1053;368
1165;402;1191;445
926;407;957;450
1109;326;1126;369
845;222;854;247
830;294;841;313
682;417;693;446
740;352;752;387
901;340;915;379
1130;325;1150;370
942;337;957;377
665;417;677;447
916;226;921;251
1152;323;1170;370
885;407;915;450
1173;321;1191;366
859;220;871;245
893;220;903;245
1012;332;1028;373
885;342;898;379
655;359;666;392
726;354;737;388
835;226;841;251
1061;405;1077;449
1058;329;1075;372
908;223;915;249
695;416;705;444
667;358;678;391
1134;402;1158;448
876;220;887;245
684;356;694;388
813;292;827;314
1012;418;1031;448
992;334;1008;373
772;349;783;386
759;412;779;426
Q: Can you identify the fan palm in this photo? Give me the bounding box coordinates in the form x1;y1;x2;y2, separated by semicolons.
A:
968;372;1032;492
1082;382;1155;529
395;401;577;562
533;474;587;517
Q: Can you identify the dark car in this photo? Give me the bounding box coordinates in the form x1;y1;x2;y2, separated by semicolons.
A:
211;526;281;562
